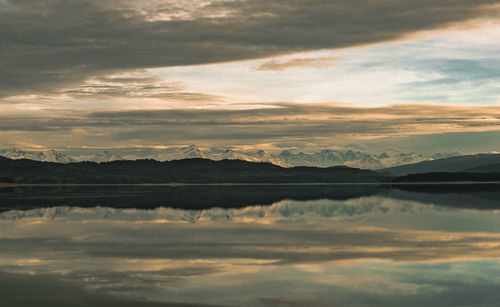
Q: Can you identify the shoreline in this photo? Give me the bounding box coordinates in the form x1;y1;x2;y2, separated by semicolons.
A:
3;181;500;187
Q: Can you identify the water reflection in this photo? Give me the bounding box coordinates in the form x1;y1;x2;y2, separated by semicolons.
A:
1;186;500;306
0;184;384;211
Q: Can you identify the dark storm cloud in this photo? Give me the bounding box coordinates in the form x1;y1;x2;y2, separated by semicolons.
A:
1;0;500;96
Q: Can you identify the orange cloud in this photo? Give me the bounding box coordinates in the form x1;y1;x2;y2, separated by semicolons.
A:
257;57;341;71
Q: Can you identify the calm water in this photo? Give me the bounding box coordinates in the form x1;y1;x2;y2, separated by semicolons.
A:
1;185;500;306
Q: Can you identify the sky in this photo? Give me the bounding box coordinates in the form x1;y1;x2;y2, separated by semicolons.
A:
2;0;500;153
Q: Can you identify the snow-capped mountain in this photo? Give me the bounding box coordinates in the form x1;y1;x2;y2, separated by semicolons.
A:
209;148;266;162
180;144;204;158
0;148;75;163
0;146;461;169
0;148;123;163
90;151;124;163
278;149;374;168
152;145;206;161
345;156;385;170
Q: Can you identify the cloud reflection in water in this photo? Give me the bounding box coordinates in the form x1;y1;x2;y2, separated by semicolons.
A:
1;195;500;306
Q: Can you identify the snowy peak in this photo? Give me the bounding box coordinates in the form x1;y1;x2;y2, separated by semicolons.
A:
0;146;462;169
345;157;385;170
255;150;266;157
92;151;123;163
277;149;374;168
180;145;204;158
0;148;75;163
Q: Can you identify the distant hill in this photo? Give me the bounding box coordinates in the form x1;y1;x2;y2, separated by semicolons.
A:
392;172;500;183
464;162;500;173
383;154;500;176
0;157;388;184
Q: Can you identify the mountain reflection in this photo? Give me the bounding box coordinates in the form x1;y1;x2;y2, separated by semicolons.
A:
3;183;500;211
2;189;500;306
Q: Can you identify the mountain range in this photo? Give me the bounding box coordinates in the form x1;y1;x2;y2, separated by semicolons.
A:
0;157;387;184
3;152;500;184
0;146;460;169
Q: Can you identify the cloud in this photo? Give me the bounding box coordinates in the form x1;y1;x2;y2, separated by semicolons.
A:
1;0;500;96
257;57;340;71
3;196;500;306
3;198;500;264
1;102;500;151
0;271;218;307
59;73;223;102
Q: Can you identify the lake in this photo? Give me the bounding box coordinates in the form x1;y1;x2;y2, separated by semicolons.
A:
1;184;500;306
